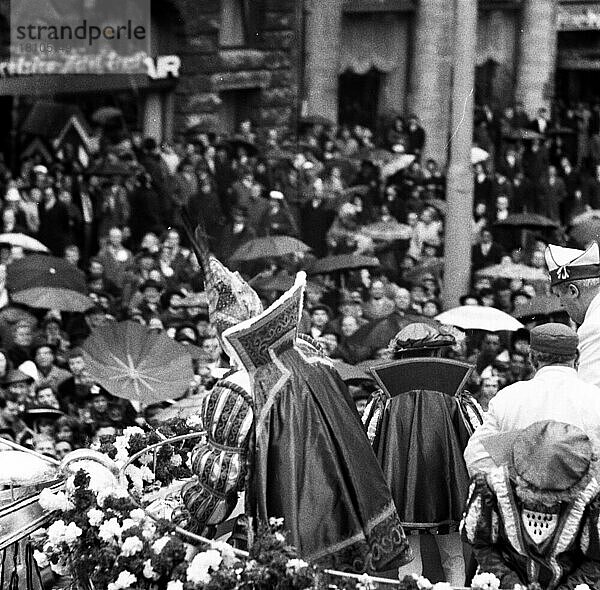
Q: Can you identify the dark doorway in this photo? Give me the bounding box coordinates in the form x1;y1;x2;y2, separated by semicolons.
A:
218;88;261;135
556;69;600;105
338;68;382;129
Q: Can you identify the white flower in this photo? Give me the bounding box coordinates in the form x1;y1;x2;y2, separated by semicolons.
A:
123;426;144;441
186;414;202;427
152;536;171;554
432;583;452;590
269;516;284;528
471;572;501;590
121;518;136;532
63;522;83;546
212;541;237;567
96;486;129;508
87;508;104;527
416;576;433;589
125;464;144;493
99;518;122;543
357;573;376;590
130;508;146;522
140;465;155;482
33;550;49;569
46;520;66;545
39;488;74;512
286;558;309;573
138;453;153;465
167;581;184;590
50;559;69;576
186;549;222;585
143;559;159;580
170;454;183;467
142;522;156;540
574;585;591;590
274;532;286;543
107;570;137;590
121;535;143;556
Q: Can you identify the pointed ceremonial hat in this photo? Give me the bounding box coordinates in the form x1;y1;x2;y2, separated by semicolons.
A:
545;242;600;286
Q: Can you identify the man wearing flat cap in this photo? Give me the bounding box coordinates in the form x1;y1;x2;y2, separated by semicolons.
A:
465;322;600;475
545;242;600;387
462;420;600;589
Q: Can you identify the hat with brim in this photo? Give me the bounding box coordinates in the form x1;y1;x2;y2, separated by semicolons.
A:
22;407;65;427
545;242;600;287
3;368;34;385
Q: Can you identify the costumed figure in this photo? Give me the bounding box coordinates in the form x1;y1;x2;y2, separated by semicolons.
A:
180;227;411;572
362;322;483;585
461;420;600;590
545;242;600;387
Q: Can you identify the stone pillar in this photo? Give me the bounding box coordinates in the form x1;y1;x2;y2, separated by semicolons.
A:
143;93;163;142
515;0;557;117
408;0;454;165
378;15;410;116
162;91;175;142
442;0;477;309
304;0;344;123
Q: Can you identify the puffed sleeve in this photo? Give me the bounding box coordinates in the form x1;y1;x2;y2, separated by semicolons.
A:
182;379;254;531
556;495;600;590
460;474;523;589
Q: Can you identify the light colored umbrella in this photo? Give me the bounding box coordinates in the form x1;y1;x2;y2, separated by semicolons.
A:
476;262;547;281
0;234;49;253
361;219;412;242
471;146;490;165
435;305;524;332
81;321;194;404
381;154;416;178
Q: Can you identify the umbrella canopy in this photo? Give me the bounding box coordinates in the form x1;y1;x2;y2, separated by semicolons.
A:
308;254;381;274
513;295;564;319
0;233;49;253
502;128;543;141
355;147;394;164
435;306;524;332
494;213;559;229
471;146;490;164
361;219;412;242
7;255;93;312
229;236;311;262
81;321;194;404
298;114;335;127
569;217;600;248
476;262;547;281
332;360;372;383
225;136;259;157
381;154;416;178
91;106;122;125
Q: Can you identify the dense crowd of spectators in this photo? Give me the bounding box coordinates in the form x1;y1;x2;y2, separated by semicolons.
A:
0;99;598;458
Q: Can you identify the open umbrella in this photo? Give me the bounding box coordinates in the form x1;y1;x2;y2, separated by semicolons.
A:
0;233;49;253
229;236;311;262
7;255;93;312
354;147;394;164
308;254;380;275
494;213;559;230
381;154;416;178
298;114;335;127
513;295;564;319
476;262;547;281
225;136;259;157
435;306;524;332
91;106;122;125
471;146;490;165
81;321;194;404
569;217;600;248
361;219;412;242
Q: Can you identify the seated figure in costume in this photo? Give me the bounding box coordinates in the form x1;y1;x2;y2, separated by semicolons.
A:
362;322;483;585
181;232;411;572
461;420;600;590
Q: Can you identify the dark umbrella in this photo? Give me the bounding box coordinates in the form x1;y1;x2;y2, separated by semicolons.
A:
494;213;559;230
81;321;194;404
229;236;311;262
502;128;543;141
91;106;122;125
225;136;259;157
7;255;93;312
299;115;335;127
308;254;381;275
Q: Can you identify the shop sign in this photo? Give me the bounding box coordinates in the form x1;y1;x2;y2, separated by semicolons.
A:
558;6;600;30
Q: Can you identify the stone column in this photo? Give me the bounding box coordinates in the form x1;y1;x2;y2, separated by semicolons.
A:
442;0;478;309
304;0;344;123
515;0;557;117
378;15;410;116
408;0;454;165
